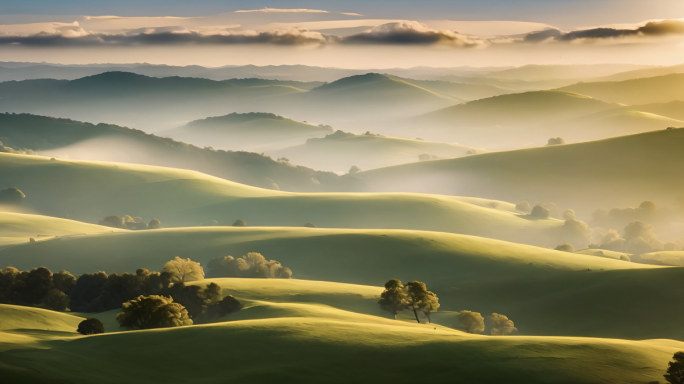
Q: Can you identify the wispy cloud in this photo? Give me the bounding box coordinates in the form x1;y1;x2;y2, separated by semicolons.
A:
525;19;684;42
341;21;489;47
234;8;363;16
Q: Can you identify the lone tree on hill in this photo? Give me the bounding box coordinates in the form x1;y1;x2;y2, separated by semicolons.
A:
233;219;247;227
405;281;440;323
378;279;408;319
0;187;25;205
489;313;517;335
458;310;485;334
77;318;105;335
116;295;192;329
162;257;205;283
665;351;684;384
530;205;550;219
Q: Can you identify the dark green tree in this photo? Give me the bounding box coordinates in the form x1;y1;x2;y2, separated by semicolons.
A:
0;187;25;204
405;281;440;323
77;318;105;335
378;279;408;320
206;295;243;319
148;218;163;229
665;351;684;384
233;219;247;227
116;295;192;329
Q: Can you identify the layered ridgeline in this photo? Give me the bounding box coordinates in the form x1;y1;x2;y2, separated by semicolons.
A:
358;128;684;214
595;63;684;82
557;73;684;105
395;90;684;147
0;154;563;246
271;130;482;173
480;63;652;81
0;72;307;131
1;281;681;384
0;113;352;192
162;112;333;151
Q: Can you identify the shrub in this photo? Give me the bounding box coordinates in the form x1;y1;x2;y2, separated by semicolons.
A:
555;243;574;252
547;137;565;145
148;218;163;229
207;252;292;279
99;215;126;229
349;166;361;174
233;219;247;227
489;313;517;335
116;295;192;330
0;187;25;204
458;310;485;333
77;318;105;335
530;205;550;218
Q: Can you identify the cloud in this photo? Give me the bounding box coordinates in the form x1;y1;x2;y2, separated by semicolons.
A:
234;8;363;16
0;28;329;47
525;19;684;42
341;21;488;47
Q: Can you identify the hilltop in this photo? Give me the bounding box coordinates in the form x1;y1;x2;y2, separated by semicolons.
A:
271;130;481;172
358;128;684;214
557;73;684;105
0;212;119;248
163;112;333;151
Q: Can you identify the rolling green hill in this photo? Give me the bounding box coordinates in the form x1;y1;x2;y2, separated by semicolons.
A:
557;74;684;105
358;128;684;214
398;90;618;146
163;112;333;151
0;113;348;192
271;130;481;172
0;212;120;248
0;153;562;245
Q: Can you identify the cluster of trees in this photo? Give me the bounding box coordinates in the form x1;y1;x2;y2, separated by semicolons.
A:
458;310;517;335
378;279;440;323
0;267;73;310
99;215;163;230
0;187;25;205
596;220;669;255
207;252;292;279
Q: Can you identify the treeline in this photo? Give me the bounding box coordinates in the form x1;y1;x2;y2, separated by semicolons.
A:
99;215;162;230
378;279;517;335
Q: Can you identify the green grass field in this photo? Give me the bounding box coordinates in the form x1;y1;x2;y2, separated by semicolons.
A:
0;153;562;245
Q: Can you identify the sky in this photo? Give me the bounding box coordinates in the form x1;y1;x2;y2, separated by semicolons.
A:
0;0;683;68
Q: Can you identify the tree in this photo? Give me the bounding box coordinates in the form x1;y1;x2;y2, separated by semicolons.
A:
43;288;70;311
378;279;408;319
349;166;361;174
489;313;517;335
0;187;25;204
530;205;550;219
100;215;126;229
554;243;574;252
303;222;316;228
665;351;684;384
515;201;532;213
207;295;243;319
77;318;105;335
52;270;76;293
162;257;205;283
148;218;163;229
207;253;292;279
458;310;485;333
547;137;565;145
405;281;440;323
233;219;247;227
116;295;192;329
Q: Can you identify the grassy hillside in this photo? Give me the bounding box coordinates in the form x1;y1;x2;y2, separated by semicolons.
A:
163;112;333;151
8;226;684;341
557;74;684;105
0;113;348;192
0;72;306;130
271;130;481;172
389;76;513;100
0;304;83;353
0;212;119;248
399;90;617;146
358;128;684;214
0;153;562;244
1;277;682;383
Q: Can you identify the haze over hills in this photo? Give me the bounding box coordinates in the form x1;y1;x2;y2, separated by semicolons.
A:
358;128;684;215
162;112;333;152
393;90;618;146
481;63;653;81
271;130;481;172
0;113;351;192
557;74;684;105
596;63;684;82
